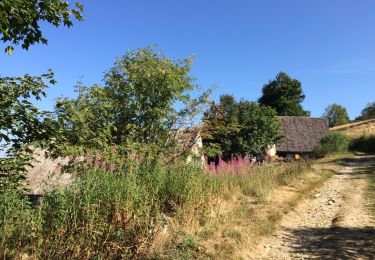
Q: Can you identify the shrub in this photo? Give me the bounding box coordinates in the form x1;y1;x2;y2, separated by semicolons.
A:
350;135;375;153
313;132;350;157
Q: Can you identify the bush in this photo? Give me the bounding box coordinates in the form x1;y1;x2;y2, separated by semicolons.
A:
313;132;350;157
350;135;375;153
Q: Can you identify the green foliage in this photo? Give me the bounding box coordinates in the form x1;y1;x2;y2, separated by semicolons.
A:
53;47;209;156
313;132;350;157
104;47;202;145
202;95;282;158
0;71;55;149
355;102;375;121
0;153;210;258
0;72;56;191
237;100;283;155
0;151;310;258
0;189;35;256
323;103;350;127
350;135;375;153
170;232;199;259
202;95;241;158
0;0;84;53
54;83;115;153
258;72;310;116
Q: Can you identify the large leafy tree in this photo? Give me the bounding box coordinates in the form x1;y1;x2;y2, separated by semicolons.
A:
323;103;350;127
104;47;199;145
237;100;283;155
0;0;84;53
202;95;282;159
355;102;375;121
258;72;310;116
54;47;209;154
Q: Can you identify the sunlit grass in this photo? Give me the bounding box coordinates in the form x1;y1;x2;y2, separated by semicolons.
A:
0;153;316;259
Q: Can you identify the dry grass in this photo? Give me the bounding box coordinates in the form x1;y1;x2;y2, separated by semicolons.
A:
1;154;352;259
163;154;352;259
363;155;375;219
330;119;375;139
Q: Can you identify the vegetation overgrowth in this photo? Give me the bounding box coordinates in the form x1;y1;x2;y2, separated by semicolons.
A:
350;135;375;153
313;132;351;157
0;150;311;259
202;95;283;159
1;1;374;259
364;156;375;219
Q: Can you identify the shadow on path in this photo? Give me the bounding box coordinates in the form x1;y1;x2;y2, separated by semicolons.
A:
322;155;375;169
284;226;375;259
286;154;375;259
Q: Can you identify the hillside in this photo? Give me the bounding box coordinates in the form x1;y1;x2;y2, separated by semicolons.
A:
330;118;375;139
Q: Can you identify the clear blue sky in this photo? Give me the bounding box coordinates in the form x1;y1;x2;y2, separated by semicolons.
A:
1;0;375;119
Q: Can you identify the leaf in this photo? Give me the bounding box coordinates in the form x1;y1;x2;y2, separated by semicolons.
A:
5;46;14;55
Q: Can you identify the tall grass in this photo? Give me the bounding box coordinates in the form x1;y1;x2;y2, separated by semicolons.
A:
0;152;311;259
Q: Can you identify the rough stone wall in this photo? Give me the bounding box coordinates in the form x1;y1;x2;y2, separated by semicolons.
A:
26;149;72;194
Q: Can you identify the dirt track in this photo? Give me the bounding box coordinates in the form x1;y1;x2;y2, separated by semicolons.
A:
251;156;375;260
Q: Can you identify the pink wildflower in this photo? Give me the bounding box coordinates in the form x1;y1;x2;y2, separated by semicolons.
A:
208;161;216;173
94;159;100;170
109;162;116;172
85;153;93;165
53;164;61;174
101;160;107;169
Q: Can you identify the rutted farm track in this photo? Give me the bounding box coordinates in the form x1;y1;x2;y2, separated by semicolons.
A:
250;155;375;260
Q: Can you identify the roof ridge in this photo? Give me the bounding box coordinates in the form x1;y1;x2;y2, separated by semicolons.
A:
278;116;325;120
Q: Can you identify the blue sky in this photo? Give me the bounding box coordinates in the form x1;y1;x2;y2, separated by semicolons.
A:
1;0;375;119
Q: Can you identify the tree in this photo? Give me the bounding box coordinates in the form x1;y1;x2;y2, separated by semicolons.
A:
0;71;56;190
258;72;310;116
202;95;241;158
54;47;209;155
0;0;84;54
202;95;283;159
54;83;115;153
323;103;350;127
237;101;283;155
355;102;375;121
0;1;84;191
104;47;200;145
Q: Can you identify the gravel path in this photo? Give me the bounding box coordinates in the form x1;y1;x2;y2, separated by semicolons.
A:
252;156;375;260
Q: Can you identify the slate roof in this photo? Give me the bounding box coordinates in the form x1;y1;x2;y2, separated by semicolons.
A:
277;116;329;153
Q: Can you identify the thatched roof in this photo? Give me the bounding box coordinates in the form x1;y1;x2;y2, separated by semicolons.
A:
277;116;329;153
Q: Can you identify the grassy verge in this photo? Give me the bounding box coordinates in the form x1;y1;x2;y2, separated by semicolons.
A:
364;155;375;220
0;154;349;259
151;154;350;259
